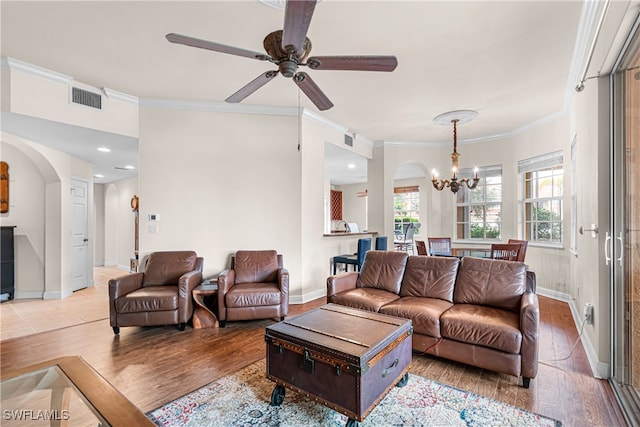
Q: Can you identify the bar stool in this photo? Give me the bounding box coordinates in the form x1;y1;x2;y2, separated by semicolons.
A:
332;238;372;275
375;236;388;250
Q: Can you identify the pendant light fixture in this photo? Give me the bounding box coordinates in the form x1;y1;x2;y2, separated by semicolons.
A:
431;110;479;194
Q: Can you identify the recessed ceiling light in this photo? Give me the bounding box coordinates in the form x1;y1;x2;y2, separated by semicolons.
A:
93;174;104;178
348;164;356;169
97;147;111;152
124;165;135;170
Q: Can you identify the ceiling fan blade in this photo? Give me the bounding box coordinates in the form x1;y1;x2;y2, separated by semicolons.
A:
225;71;279;104
293;72;333;111
307;56;398;72
282;0;317;55
166;33;270;61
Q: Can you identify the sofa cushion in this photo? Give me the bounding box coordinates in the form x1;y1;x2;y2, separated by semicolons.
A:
453;257;527;311
234;250;279;284
115;286;179;313
143;251;197;287
399;256;459;302
330;288;399;312
356;251;409;294
440;304;522;354
225;282;281;308
380;296;453;338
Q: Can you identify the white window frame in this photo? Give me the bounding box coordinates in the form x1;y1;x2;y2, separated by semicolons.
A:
455;165;502;241
519;151;564;247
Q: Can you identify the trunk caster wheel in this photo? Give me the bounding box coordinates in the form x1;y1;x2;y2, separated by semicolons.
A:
396;372;409;387
270;384;285;406
346;419;360;427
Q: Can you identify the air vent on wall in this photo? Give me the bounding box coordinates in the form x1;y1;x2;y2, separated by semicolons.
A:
344;134;353;147
72;87;102;109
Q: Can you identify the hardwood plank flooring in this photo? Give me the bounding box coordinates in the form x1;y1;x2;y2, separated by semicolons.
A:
0;268;629;426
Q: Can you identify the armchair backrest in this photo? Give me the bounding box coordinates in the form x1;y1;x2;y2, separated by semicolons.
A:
143;251;199;287
232;250;281;284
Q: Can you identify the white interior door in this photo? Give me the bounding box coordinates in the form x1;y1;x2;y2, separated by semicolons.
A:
71;178;89;291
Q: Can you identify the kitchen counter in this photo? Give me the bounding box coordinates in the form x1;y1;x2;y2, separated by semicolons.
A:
323;231;378;237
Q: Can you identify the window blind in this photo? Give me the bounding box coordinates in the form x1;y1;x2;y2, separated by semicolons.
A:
518;151;563;174
394;185;419;194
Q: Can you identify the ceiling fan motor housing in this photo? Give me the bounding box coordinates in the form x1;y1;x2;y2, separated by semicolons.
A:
264;30;312;77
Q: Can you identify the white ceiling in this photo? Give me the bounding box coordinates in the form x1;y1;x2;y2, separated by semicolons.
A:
0;1;598;184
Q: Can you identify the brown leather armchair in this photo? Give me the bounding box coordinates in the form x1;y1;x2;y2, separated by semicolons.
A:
109;251;203;335
217;250;289;327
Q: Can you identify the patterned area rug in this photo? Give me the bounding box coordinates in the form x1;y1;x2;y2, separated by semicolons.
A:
147;360;561;427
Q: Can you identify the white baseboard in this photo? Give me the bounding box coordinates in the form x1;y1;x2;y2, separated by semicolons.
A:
537;287;609;379
43;287;73;300
13;290;45;299
290;287;326;305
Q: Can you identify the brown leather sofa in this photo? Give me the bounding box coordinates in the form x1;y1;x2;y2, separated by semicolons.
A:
217;250;289;327
109;251;203;335
327;250;539;388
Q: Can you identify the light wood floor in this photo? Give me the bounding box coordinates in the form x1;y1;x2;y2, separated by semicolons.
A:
0;267;628;426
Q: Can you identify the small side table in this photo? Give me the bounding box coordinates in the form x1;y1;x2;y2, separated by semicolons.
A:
192;280;219;329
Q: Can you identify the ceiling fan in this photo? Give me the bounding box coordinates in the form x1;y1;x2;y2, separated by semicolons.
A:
165;0;398;111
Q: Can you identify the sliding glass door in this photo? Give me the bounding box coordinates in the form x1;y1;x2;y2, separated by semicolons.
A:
611;20;640;425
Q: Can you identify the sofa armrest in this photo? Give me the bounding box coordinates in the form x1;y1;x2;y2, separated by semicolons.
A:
326;272;359;302
278;268;290;316
217;269;235;321
109;272;144;300
520;292;539;380
177;269;204;323
109;273;144;327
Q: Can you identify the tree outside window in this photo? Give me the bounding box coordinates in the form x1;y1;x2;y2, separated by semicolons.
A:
455;166;502;240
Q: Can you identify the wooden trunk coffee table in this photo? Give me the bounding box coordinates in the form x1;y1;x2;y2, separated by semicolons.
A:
265;304;413;427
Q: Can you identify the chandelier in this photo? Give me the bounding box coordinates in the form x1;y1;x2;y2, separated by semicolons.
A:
431;110;479;194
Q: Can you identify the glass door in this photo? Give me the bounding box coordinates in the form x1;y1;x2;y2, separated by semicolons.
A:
611;21;640;425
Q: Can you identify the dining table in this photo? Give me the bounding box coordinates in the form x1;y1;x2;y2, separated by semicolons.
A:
450;247;492;258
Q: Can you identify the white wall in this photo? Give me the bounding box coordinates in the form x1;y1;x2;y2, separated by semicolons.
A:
0;141;46;296
138;105;303;289
1;133;94;298
102;177;138;269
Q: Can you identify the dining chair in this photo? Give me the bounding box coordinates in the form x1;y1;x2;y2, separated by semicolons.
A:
507;239;528;262
427;237;452;256
332;238;372;274
415;240;428;255
490;243;522;261
394;223;418;254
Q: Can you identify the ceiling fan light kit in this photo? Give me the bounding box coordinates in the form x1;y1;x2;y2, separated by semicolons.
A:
166;0;397;111
431;110;480;194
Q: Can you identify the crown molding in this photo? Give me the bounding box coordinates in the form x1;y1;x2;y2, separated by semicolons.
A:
102;87;139;105
1;56;72;85
140;98;299;117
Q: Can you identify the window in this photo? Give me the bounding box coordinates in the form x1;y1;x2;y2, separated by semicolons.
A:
455;166;502;240
394;186;420;236
519;151;564;244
